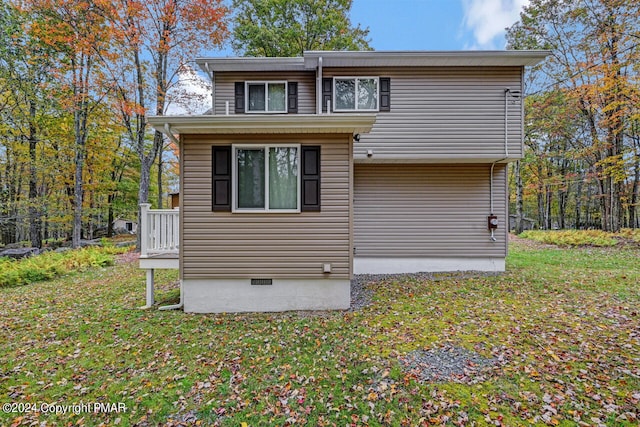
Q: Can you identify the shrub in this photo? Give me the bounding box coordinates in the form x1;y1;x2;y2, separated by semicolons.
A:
618;228;640;243
0;246;129;288
519;230;618;247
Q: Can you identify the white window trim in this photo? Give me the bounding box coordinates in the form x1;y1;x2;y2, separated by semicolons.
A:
245;81;288;114
232;144;301;213
333;76;380;112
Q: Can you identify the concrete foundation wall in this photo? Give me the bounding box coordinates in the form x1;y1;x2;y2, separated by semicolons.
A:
183;278;350;313
353;257;505;274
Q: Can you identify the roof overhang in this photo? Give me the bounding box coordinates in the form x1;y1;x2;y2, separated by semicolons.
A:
196;57;305;75
303;50;550;68
196;50;550;74
147;114;377;137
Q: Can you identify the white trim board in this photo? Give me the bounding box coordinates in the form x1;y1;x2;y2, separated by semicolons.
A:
353;257;505;274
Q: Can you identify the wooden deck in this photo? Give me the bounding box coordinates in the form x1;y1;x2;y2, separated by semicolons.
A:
139;252;179;270
139;204;180;308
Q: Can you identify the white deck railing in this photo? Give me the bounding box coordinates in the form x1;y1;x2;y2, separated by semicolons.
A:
139;203;179;257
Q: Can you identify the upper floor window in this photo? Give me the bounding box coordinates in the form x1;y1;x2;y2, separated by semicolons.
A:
334;77;379;111
246;81;287;113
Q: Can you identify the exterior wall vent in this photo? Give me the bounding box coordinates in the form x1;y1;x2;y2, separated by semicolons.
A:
251;278;273;286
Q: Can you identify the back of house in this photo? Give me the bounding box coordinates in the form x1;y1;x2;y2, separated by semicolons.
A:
148;50;547;313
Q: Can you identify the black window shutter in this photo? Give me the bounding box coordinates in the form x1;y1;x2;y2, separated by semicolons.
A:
322;78;332;112
234;82;245;113
287;82;298;113
301;146;321;211
212;146;232;211
379;77;391;112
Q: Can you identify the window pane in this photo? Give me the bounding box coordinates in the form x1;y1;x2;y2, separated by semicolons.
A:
268;83;286;112
269;147;298;209
247;84;266;111
335;79;355;110
237;149;265;208
357;78;378;110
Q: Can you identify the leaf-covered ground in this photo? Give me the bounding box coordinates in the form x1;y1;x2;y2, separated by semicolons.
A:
1;241;639;426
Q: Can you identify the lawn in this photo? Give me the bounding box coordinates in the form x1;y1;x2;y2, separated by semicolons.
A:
1;240;639;426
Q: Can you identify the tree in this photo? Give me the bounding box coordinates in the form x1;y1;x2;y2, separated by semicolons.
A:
104;0;228;248
24;0;117;247
0;2;58;248
232;0;371;57
507;0;640;231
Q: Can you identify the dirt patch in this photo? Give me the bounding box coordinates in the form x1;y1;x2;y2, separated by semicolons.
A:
116;251;140;264
509;233;558;249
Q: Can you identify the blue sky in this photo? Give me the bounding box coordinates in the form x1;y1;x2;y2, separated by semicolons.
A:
214;0;530;54
351;0;530;51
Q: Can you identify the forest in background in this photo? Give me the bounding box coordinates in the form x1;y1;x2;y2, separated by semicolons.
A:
507;0;640;232
0;0;370;249
1;0;639;250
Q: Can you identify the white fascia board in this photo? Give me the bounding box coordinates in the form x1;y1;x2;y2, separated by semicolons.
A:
147;114;377;135
195;57;305;73
303;50;550;68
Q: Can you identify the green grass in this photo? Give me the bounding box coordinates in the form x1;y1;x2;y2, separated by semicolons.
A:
1;243;639;426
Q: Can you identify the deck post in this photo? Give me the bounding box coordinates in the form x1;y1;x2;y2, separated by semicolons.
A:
145;269;155;308
140;203;151;257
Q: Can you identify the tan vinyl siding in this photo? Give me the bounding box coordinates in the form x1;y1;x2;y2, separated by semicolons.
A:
323;67;523;161
181;134;351;279
353;164;508;258
215;71;316;115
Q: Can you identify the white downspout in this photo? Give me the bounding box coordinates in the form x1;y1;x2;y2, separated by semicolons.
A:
163;123;180;145
159;280;184;311
489;89;514;241
204;62;214;115
316;56;323;114
158;122;184;310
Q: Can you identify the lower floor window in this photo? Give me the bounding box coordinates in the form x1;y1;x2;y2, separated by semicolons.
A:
235;145;299;211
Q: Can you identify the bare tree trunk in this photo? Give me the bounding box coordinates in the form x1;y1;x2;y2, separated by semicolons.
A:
545;184;552;230
630;154;639;228
558;158;568;229
28;100;42;248
515;160;524;234
575;169;584;229
537;163;544;229
107;196;115;237
157;146;163;209
72;124;85;247
72;57;91;248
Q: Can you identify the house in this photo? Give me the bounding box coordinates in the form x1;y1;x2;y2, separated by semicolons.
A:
143;50;548;313
112;218;137;234
509;215;536;231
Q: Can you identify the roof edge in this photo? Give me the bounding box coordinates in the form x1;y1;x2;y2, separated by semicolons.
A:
148;114;377;136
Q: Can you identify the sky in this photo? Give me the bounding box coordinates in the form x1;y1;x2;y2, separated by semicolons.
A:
171;0;531;114
213;0;531;54
350;0;530;51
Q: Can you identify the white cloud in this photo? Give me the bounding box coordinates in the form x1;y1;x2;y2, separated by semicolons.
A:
165;65;212;115
461;0;529;49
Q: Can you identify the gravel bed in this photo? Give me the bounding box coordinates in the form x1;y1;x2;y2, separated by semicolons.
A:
350;271;500;311
400;344;498;383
